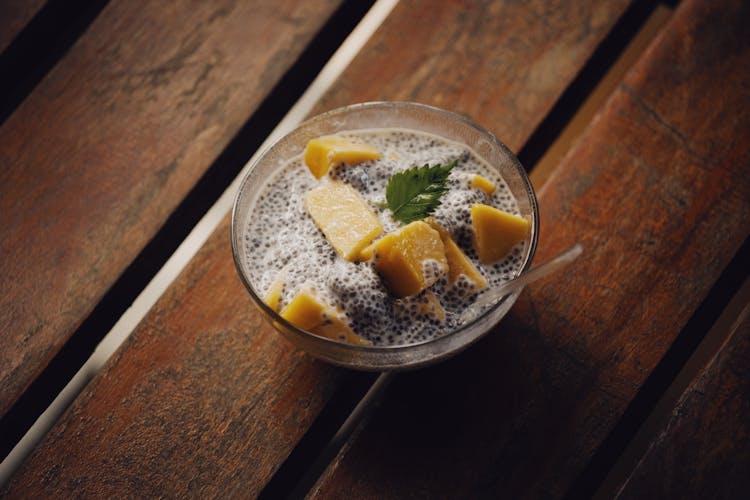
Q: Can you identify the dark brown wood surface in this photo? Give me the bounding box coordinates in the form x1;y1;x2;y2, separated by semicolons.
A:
7;218;353;497
0;0;342;417
617;306;750;499
311;0;750;497
0;0;45;53
2;0;634;496
315;0;631;151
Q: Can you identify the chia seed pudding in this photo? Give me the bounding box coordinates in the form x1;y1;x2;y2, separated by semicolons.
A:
242;128;527;347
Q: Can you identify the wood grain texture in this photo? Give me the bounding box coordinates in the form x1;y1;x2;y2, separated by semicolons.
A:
3;0;634;495
312;0;750;497
617;307;750;499
313;0;632;150
0;0;341;417
4;218;352;497
0;0;45;53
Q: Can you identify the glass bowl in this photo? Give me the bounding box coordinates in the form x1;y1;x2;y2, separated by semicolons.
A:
231;102;538;371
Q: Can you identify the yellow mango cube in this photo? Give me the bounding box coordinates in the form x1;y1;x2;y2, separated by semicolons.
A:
280;290;369;345
304;135;381;179
470;174;496;195
358;241;376;261
279;290;327;330
428;220;487;290
311;320;371;346
305;181;383;261
372;221;448;298
263;272;285;311
471;203;530;264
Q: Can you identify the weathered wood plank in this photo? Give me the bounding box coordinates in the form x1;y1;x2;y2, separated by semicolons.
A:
314;0;632;150
0;0;342;417
311;0;750;497
2;0;635;495
0;0;45;53
616;305;750;499
8;218;353;497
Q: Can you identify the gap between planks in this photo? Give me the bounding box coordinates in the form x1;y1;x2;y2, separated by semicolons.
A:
1;0;371;467
535;2;750;495
598;274;750;499
531;4;673;187
283;372;396;499
280;4;673;498
301;2;677;497
0;0;111;126
0;0;399;487
0;0;678;492
0;0;381;461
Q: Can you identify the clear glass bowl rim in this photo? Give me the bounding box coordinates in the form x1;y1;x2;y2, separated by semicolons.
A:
230;101;539;369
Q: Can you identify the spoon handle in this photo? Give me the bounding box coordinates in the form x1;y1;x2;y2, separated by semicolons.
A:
465;243;583;317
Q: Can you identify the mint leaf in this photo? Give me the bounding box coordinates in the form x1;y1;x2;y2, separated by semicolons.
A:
385;160;457;224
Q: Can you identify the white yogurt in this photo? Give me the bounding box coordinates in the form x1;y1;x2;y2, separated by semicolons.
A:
243;128;526;346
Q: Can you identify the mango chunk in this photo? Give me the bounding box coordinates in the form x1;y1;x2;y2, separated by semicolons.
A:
420;290;446;321
305;181;383;261
280;290;326;330
372;221;448;298
263;272;285;311
470;174;496;195
304;135;381;179
311;321;371;346
358;241;376;261
471;203;530;264
280;290;369;345
427;220;487;290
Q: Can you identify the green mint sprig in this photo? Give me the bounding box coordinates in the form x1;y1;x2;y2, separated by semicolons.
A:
385;160;457;224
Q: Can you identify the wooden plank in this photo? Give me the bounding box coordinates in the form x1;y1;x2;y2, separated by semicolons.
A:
0;0;343;418
0;0;45;53
2;0;634;496
616;305;750;499
532;4;673;187
313;0;632;151
9;218;354;497
311;0;750;498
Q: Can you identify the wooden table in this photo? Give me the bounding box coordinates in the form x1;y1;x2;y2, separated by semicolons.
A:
1;0;749;497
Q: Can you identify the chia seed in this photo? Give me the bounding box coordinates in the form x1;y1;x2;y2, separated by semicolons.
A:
243;128;526;347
